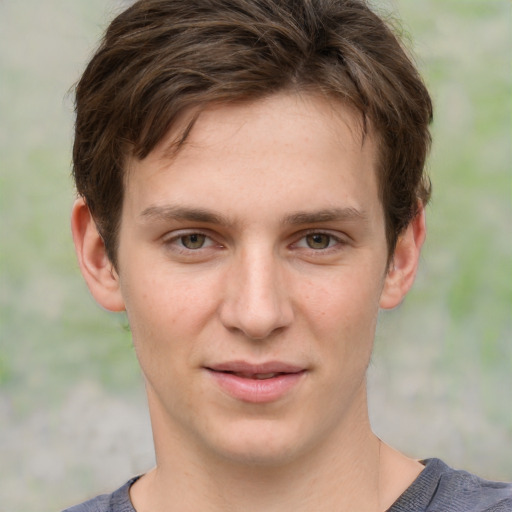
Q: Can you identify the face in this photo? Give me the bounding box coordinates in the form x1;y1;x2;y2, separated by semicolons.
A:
111;93;400;465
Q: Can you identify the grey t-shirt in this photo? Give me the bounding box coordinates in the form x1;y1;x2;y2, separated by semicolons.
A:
63;458;512;512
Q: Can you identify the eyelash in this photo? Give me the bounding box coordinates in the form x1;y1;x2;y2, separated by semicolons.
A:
162;229;347;256
290;230;348;257
162;230;220;254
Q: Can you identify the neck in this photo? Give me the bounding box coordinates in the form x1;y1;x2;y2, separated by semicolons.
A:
131;385;397;512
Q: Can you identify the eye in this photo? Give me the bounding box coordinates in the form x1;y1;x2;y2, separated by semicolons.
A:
180;233;207;249
163;231;219;254
294;232;341;250
305;233;333;250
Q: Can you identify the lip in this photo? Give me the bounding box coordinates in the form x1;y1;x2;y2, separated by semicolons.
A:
205;361;307;403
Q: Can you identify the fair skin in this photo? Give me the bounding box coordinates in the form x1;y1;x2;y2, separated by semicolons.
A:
72;92;426;511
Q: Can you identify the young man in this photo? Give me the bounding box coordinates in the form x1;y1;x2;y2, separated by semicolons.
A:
66;0;512;510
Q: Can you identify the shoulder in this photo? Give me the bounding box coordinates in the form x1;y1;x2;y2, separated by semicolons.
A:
389;458;512;512
62;476;139;512
62;493;110;512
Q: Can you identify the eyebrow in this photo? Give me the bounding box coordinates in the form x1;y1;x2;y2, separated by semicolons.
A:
140;205;367;226
284;207;368;225
140;205;233;226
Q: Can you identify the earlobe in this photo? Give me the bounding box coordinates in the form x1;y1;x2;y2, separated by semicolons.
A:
71;198;125;312
379;207;426;310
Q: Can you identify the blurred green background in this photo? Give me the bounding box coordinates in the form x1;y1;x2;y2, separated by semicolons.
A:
0;0;510;510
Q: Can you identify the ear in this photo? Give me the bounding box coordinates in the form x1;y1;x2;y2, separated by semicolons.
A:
379;206;426;310
71;198;125;312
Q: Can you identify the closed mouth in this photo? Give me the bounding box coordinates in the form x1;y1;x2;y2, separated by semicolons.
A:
205;361;305;377
205;363;306;402
214;371;298;380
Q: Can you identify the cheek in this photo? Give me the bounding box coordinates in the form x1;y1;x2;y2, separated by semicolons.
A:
124;267;213;324
296;268;383;365
120;270;219;369
299;269;382;330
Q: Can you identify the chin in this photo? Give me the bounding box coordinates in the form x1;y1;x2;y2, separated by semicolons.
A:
205;418;312;468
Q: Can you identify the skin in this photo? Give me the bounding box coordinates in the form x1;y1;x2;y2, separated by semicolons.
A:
72;92;426;511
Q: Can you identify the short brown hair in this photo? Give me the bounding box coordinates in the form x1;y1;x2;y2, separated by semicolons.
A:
73;0;432;266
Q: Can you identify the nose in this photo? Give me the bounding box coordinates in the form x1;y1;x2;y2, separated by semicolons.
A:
219;246;294;340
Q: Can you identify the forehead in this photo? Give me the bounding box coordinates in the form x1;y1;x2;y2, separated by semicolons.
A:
123;92;381;224
150;93;369;167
